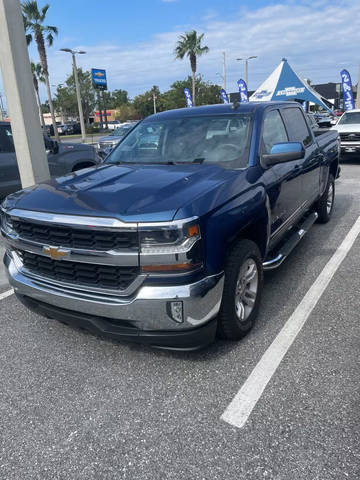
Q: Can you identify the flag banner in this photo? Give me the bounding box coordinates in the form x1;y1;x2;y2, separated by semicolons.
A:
220;89;229;104
340;69;355;111
302;101;309;112
184;88;193;107
237;79;249;103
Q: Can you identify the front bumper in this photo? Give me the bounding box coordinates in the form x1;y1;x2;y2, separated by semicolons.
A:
4;251;224;350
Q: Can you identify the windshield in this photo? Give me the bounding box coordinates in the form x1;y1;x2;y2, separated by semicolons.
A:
338;112;360;125
110;125;134;136
105;114;253;168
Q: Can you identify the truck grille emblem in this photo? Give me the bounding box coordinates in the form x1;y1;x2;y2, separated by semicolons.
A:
43;246;70;260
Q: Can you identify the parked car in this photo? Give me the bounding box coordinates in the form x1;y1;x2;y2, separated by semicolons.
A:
332;109;360;156
97;122;139;157
1;102;339;350
57;123;81;135
44;122;61;137
107;120;122;131
0;121;101;200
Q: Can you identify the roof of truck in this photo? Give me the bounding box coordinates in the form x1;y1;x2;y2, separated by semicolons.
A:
144;101;300;121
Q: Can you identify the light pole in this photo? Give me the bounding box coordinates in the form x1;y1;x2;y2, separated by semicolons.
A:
236;56;257;87
222;51;226;91
60;48;87;142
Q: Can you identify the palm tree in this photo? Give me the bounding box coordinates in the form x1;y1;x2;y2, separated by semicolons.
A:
175;30;209;106
22;1;59;140
31;62;46;130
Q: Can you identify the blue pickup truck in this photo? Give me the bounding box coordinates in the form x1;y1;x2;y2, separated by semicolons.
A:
1;102;340;350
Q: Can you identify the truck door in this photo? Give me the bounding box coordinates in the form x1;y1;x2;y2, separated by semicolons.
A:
261;109;304;239
0;123;21;199
281;106;321;206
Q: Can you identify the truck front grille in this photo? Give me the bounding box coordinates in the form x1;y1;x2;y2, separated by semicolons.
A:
18;250;139;291
339;132;360;142
12;219;138;251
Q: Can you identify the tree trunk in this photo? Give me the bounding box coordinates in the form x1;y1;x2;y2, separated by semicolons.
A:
192;71;196;106
44;73;59;141
36;33;59;141
35;87;46;130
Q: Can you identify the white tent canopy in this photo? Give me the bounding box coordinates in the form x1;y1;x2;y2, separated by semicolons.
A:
250;59;333;113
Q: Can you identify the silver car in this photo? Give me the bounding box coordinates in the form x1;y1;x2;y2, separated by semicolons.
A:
97;122;138;156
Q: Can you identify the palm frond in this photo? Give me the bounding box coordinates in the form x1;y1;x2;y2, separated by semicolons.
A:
40;4;50;22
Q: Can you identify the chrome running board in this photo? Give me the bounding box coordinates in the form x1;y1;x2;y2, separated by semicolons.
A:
263;212;318;271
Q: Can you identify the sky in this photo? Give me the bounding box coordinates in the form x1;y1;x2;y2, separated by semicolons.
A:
1;0;360;107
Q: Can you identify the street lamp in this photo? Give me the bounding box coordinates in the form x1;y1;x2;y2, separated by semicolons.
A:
236;56;257;87
60;48;87;142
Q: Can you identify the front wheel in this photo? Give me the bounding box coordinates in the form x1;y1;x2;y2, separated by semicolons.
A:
217;239;264;341
316;174;335;223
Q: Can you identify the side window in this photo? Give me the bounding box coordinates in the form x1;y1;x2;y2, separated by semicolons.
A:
0;125;15;153
262;110;288;154
282;107;312;147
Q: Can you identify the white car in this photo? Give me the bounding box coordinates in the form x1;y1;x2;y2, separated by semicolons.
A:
107;120;122;131
332;109;360;155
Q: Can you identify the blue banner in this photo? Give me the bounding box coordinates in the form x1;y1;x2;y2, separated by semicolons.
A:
220;89;229;104
237;79;249;103
340;69;355;111
184;88;193;107
91;68;107;90
302;101;309;112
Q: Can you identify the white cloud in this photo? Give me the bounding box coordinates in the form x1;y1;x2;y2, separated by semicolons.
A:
2;0;360;107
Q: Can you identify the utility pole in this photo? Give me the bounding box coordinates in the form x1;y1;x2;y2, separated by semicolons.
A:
153;92;157;114
60;48;87;142
102;91;108;129
0;92;5;120
222;51;227;91
237;56;257;88
97;91;103;128
0;0;49;187
356;64;360;109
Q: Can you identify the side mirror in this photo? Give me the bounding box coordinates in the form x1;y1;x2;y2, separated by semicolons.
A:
262;142;305;167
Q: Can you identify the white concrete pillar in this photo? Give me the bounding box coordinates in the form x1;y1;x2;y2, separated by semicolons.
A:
0;0;50;188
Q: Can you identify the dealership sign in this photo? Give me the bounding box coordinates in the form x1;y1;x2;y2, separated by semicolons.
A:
340;69;355;111
91;68;107;90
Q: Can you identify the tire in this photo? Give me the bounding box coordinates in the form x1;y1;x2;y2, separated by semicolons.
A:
316;174;335;223
217;239;264;341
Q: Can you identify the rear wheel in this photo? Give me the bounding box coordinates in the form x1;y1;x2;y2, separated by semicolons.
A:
217;239;263;340
316;174;335;223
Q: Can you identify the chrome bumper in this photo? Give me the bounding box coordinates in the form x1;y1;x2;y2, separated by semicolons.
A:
4;251;224;332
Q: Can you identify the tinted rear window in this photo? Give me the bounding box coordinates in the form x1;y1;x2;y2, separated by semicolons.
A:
282;107;312;147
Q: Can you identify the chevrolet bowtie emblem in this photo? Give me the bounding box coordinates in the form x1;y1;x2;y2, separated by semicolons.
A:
43;246;70;260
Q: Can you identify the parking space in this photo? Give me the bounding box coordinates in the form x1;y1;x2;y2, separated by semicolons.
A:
0;163;359;479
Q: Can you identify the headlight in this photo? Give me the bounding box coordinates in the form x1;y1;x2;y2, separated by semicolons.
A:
139;218;203;273
140;220;200;254
0;208;14;234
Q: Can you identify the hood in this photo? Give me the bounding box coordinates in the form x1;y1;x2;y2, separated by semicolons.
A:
332;123;360;133
98;135;124;143
6;163;233;222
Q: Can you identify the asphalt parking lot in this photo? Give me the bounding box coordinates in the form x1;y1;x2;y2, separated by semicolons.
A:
0;161;359;479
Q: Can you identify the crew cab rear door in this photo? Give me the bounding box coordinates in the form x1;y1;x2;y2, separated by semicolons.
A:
0;123;21;199
281;106;322;206
261;108;304;238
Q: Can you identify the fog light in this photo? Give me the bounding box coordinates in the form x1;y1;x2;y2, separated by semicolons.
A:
167;301;184;323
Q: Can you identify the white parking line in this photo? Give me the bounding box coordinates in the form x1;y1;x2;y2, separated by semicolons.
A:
221;216;360;429
0;289;14;301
